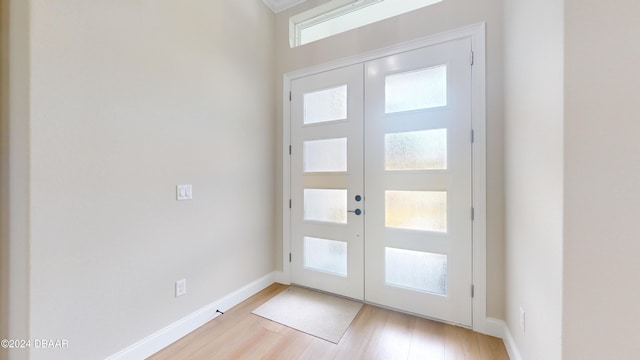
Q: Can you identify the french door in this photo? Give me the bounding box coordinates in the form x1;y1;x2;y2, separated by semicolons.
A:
290;37;473;326
290;64;365;300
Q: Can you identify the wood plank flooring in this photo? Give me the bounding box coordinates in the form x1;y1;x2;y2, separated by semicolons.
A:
148;283;509;360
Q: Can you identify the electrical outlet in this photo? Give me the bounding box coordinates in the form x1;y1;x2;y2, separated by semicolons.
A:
175;279;187;297
519;306;526;332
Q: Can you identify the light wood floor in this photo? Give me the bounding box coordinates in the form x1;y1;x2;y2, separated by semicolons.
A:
149;283;509;360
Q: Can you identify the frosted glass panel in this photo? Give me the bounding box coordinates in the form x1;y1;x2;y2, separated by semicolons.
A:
385;191;447;232
304;237;347;276
385;129;447;170
304;189;347;223
304;138;348;172
385;65;447;113
304;85;347;124
385;247;447;295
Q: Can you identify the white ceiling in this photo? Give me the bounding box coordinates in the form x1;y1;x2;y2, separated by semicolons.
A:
262;0;308;13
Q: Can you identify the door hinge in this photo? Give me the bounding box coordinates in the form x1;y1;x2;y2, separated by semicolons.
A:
470;51;474;66
289;91;292;101
289;199;292;209
471;285;475;298
289;145;292;155
289;253;292;262
471;129;475;143
471;207;475;221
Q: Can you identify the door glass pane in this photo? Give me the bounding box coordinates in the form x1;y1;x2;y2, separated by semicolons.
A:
385;129;447;170
385;65;447;113
385;247;447;295
385;190;447;232
304;85;348;124
304;189;347;223
304;237;347;276
304;138;348;172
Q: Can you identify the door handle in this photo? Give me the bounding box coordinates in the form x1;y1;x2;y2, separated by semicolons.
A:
347;209;362;215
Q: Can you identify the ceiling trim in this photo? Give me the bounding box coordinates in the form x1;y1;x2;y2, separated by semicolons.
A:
262;0;308;13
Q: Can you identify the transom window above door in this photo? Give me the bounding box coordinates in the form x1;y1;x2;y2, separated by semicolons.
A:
289;0;444;47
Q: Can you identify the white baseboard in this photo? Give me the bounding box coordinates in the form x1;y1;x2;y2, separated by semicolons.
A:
105;272;276;360
483;317;505;338
485;317;522;360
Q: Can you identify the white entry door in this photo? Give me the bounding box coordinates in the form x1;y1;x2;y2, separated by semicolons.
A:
364;38;473;326
290;64;364;300
290;38;473;325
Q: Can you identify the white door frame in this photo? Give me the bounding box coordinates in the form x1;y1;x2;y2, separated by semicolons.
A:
281;23;488;333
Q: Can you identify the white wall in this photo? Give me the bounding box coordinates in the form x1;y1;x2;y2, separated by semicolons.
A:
564;2;640;359
4;1;276;359
1;1;31;360
503;0;563;359
0;1;9;358
274;0;506;321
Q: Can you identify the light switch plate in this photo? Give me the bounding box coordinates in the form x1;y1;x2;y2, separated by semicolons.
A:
176;184;192;200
